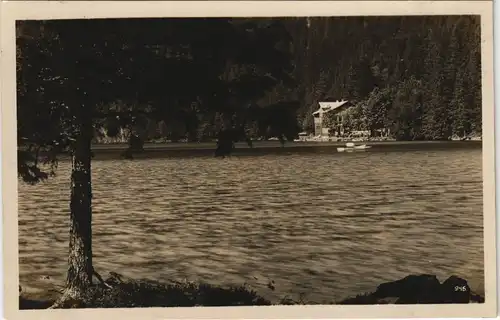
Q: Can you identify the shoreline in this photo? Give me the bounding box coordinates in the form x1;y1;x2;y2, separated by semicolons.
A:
18;273;485;309
91;139;482;151
17;140;482;161
24;140;483;161
82;140;482;160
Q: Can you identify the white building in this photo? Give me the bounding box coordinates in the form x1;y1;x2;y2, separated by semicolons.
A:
312;100;349;137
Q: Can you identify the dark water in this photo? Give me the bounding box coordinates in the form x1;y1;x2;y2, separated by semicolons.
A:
88;140;482;160
18;147;484;303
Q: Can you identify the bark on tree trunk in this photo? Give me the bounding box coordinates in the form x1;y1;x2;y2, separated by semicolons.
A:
66;104;94;294
49;103;94;309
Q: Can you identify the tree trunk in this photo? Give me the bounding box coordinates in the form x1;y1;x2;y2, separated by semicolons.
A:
66;105;94;294
49;103;94;309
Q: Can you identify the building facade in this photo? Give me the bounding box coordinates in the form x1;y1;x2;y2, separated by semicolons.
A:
312;100;349;137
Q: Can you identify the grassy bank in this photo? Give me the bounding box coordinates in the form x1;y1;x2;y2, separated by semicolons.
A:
19;273;484;309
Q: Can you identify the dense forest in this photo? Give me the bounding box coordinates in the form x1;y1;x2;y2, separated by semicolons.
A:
293;16;482;140
101;16;482;142
266;16;482;141
124;16;480;142
18;16;482;150
16;16;482;306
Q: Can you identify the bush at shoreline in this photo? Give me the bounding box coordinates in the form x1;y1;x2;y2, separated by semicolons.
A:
19;273;484;309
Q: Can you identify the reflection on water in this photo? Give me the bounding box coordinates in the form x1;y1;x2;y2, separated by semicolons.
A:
18;148;484;303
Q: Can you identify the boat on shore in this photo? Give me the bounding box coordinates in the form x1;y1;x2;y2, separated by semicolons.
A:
337;142;372;152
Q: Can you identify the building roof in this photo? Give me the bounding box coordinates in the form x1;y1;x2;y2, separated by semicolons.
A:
312;100;349;115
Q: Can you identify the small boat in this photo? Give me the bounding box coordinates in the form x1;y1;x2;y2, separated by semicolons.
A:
354;144;371;150
337;142;372;152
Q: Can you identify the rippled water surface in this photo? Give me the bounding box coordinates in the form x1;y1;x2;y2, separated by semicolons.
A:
18;148;484;303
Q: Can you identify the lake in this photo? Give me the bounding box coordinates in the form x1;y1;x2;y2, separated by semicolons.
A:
18;145;484;303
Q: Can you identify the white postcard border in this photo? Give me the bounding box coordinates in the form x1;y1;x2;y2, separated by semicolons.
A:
1;1;496;319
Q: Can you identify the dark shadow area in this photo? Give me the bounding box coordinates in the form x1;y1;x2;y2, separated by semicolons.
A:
19;273;484;309
340;274;484;305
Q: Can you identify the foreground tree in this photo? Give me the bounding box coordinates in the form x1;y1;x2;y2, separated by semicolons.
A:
17;18;297;306
17;19;124;305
